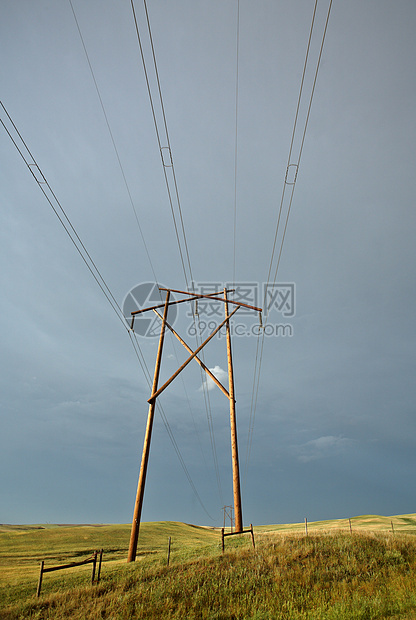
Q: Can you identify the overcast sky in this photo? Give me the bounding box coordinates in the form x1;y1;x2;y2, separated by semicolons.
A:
1;0;416;528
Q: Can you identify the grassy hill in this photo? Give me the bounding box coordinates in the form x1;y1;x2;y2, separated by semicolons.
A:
1;515;416;618
256;513;416;535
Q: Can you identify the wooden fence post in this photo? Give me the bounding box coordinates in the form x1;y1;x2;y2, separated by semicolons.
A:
37;561;44;597
221;528;225;553
96;549;103;583
250;524;255;550
349;518;352;535
305;518;308;537
167;537;172;566
391;521;395;535
91;551;97;585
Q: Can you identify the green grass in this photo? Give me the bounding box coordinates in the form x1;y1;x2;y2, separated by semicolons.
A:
1;516;416;619
255;513;416;536
0;521;219;607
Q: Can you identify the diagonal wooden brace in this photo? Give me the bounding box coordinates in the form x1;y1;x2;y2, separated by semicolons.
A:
153;309;230;399
148;306;239;403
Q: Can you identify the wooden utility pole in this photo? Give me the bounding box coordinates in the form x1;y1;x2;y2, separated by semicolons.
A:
126;287;262;561
224;288;243;533
127;291;170;563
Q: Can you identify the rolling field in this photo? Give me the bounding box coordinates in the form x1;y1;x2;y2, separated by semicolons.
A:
1;515;416;618
255;513;416;536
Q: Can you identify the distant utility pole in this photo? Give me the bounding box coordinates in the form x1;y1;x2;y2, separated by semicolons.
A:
127;287;262;562
222;505;235;532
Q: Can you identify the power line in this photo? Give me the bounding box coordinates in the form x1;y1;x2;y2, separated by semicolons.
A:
68;0;218;515
0;100;214;522
129;330;214;521
130;0;192;288
129;0;224;506
128;326;214;520
130;2;217;478
68;0;212;498
142;0;194;286
244;0;319;486
264;0;319;303
132;327;214;521
0;101;125;329
232;0;240;290
245;1;321;478
199;364;224;505
244;0;333;481
68;0;158;285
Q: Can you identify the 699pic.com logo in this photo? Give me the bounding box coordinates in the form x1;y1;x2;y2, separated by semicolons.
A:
123;283;177;337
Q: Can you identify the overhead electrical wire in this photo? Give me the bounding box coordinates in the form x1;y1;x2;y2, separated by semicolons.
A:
130;0;224;507
0;100;214;522
199;363;224;505
3;0;334;523
68;0;158;285
142;0;194;289
0;102;126;331
242;0;319;485
68;0;213;512
130;0;192;289
244;0;333;482
127;328;214;521
270;0;333;290
69;0;221;515
232;0;240;291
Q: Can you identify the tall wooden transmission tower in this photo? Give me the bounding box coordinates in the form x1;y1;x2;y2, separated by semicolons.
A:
127;287;262;562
